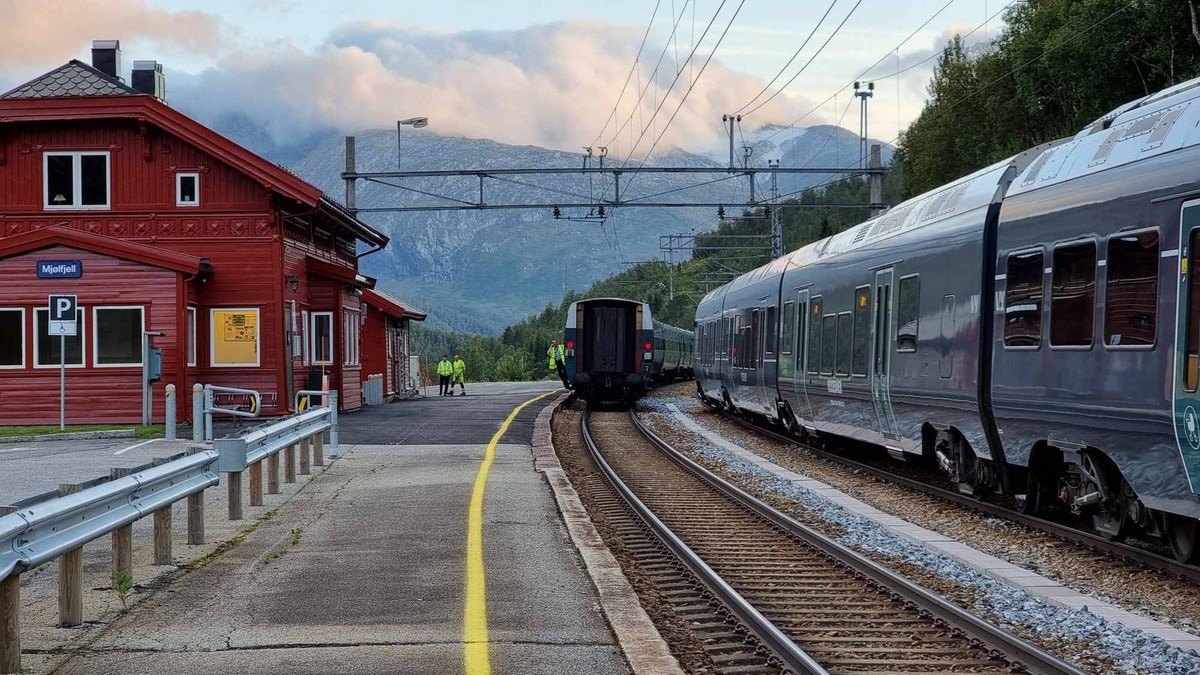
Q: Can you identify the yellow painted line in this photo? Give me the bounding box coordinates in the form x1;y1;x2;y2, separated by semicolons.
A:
464;390;558;675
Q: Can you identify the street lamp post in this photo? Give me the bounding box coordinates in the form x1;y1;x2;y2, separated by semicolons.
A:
397;116;430;169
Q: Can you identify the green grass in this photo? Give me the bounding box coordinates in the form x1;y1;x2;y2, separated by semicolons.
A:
0;424;167;439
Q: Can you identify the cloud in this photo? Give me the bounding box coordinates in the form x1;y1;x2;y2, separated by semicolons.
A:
0;0;223;66
170;20;820;155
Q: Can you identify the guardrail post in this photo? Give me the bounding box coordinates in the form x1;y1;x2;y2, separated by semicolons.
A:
55;484;84;626
313;431;325;467
249;460;264;507
267;453;281;495
193;384;204;443
165;384;177;440
299;437;311;476
148;458;173;566
227;471;243;521
0;572;18;675
110;468;134;586
284;444;297;484
329;391;341;459
185;449;205;545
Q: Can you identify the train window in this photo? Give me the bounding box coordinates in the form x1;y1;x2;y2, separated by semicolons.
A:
852;286;869;375
896;275;919;352
1051;241;1097;347
836;313;852;377
808;297;822;375
765;306;777;356
820;314;836;376
781;302;795;355
750;310;761;369
1105;230;1158;347
1187;228;1200;391
1004;250;1044;347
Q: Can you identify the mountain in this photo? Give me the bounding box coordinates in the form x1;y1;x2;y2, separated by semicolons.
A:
270;126;893;334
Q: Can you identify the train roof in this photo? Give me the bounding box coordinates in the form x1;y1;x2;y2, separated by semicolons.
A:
1008;74;1200;196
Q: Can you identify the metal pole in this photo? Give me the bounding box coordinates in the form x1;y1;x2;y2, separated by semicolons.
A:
204;385;213;442
192;383;204;443
165;384;176;440
770;160;782;259
142;332;150;427
397;121;402;170
869;144;884;217
59;334;65;431
329;391;340;458
344;136;357;215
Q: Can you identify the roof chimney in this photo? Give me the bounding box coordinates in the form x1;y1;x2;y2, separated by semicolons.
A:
132;61;165;101
91;40;121;80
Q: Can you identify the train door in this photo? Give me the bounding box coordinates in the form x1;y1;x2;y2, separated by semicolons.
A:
754;299;770;412
871;269;901;439
1174;202;1200;493
793;289;815;420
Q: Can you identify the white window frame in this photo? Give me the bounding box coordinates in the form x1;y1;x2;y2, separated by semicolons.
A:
33;307;86;368
176;172;200;208
209;307;261;368
343;309;360;366
0;308;26;369
187;307;197;367
310;311;334;366
43;151;111;210
301;309;311;366
92;306;145;368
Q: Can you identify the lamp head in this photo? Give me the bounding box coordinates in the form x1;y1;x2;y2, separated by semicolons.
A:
399;116;429;128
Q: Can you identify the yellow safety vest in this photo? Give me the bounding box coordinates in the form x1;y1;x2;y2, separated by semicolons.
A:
548;344;565;368
437;360;453;376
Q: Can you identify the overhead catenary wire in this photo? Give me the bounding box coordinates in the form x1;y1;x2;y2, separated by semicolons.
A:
590;0;663;148
732;0;843;116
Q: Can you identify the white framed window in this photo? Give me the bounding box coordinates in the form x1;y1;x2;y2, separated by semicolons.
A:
93;306;144;367
210;308;260;367
301;309;311;366
176;172;200;207
187;307;197;366
44;151;111;210
34;308;85;368
0;309;25;369
311;311;334;365
343;309;360;366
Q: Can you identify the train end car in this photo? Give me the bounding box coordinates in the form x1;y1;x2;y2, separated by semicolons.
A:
564;298;655;404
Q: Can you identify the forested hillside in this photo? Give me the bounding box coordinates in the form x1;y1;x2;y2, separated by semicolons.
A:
414;0;1200;383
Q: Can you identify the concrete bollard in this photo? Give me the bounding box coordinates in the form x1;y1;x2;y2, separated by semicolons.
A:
109;469;134;585
329;391;341;459
165;384;177;441
299;437;311;476
192;383;204;443
249;460;264;507
56;485;83;627
284;444;297;483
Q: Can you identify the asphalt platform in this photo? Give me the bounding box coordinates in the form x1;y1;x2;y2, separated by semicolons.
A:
50;381;629;675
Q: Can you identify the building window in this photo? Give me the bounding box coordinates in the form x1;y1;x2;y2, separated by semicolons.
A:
1051;241;1097;347
343;309;360;366
836;312;852;377
0;309;24;368
852;286;869;375
43;151;110;210
1105;230;1159;347
210;308;260;367
94;307;144;367
896;275;919;352
34;308;84;367
176;172;200;207
187;307;197;366
311;311;334;365
1004;250;1043;347
820;314;836;376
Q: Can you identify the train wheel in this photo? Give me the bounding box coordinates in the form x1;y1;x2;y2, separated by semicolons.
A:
1016;472;1049;517
1082;455;1130;542
1168;515;1200;564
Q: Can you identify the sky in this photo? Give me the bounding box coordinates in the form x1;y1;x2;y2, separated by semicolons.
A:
0;0;1006;157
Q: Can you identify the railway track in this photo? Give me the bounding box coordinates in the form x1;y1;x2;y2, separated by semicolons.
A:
713;407;1200;585
580;406;1086;675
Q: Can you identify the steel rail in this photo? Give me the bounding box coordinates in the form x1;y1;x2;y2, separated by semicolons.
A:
579;409;827;675
628;409;1088;675
717;409;1200;585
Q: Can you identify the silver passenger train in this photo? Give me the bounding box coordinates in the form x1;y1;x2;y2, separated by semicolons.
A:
696;76;1200;562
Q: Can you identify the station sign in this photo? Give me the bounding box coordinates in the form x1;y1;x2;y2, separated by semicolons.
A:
37;260;82;279
48;294;78;336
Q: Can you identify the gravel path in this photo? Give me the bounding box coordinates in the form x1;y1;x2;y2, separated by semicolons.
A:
639;383;1200;675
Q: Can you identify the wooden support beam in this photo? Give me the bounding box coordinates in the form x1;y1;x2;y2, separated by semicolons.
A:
284;445;296;484
109;469;134;585
249;460;264;507
267;453;280;495
187;492;204;545
299;438;311;476
313;433;325;467
227;471;243;521
0;575;18;675
56;485;83;627
150;459;172;565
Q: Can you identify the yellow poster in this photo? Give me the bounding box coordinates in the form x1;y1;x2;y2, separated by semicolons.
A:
212;309;259;366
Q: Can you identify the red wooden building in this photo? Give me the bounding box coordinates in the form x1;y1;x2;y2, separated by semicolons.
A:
361;288;427;399
0;42;402;424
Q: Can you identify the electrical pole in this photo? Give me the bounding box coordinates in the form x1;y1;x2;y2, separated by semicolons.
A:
722;113;741;171
769;159;782;259
854;82;874;170
869;144;884;217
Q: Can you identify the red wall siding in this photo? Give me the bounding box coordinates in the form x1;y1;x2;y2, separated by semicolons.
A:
361;307;388;389
0;245;180;424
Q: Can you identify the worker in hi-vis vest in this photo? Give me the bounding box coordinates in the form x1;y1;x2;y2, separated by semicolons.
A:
437;355;453;396
451;354;467;396
548;339;569;389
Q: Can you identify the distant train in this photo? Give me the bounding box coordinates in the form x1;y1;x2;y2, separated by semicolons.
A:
564;297;693;403
697;75;1200;562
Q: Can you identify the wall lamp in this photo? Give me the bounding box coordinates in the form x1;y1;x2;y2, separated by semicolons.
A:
285;274;300;293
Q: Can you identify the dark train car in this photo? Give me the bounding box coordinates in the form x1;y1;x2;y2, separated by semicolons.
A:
695;75;1200;562
650;321;695;382
564;298;655;402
